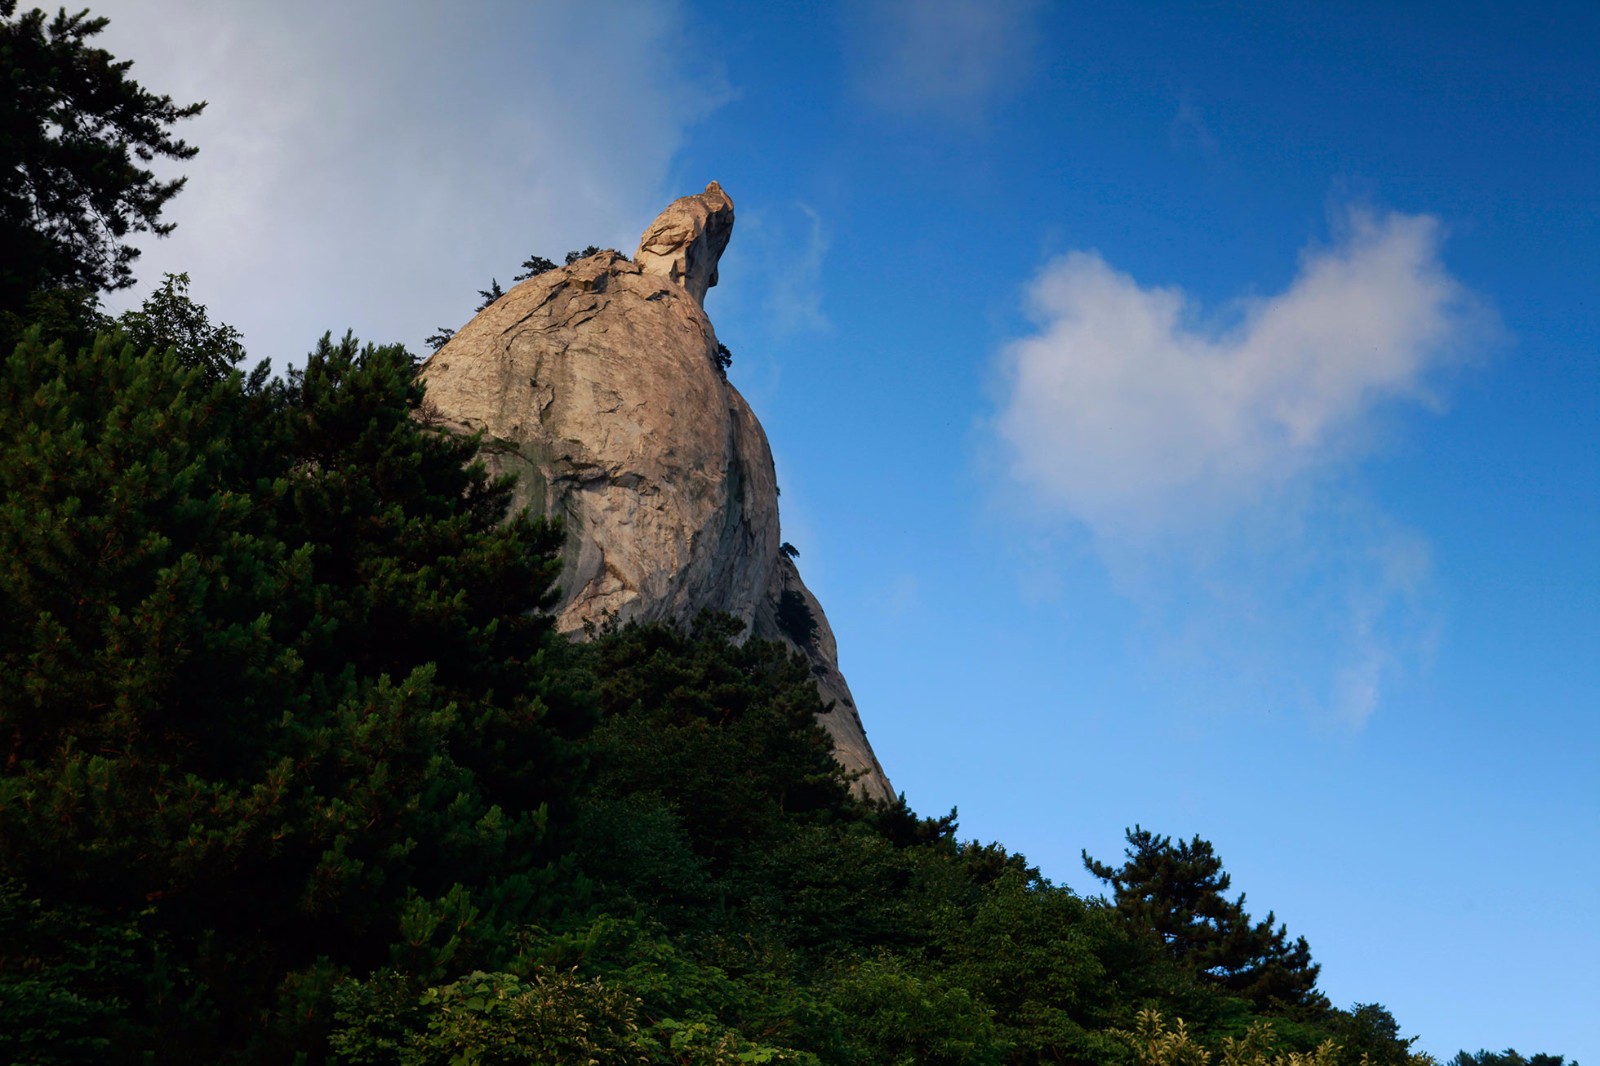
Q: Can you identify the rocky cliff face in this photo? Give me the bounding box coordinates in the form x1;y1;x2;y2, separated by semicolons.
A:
418;182;894;803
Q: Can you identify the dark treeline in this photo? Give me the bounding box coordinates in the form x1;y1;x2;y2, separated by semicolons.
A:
0;5;1579;1064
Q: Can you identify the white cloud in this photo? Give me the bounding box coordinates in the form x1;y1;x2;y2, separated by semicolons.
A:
849;0;1040;119
996;209;1484;538
87;1;730;368
1333;520;1437;725
992;209;1491;724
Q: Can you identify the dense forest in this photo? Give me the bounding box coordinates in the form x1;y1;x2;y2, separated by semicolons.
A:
0;6;1578;1064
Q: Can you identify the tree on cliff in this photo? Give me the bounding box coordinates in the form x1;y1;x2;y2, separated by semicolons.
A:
0;1;204;318
476;278;505;310
515;253;557;280
1084;826;1325;1010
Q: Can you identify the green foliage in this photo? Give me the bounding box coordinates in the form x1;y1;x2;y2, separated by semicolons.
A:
331;969;653;1065
330;922;828;1066
556;917;834;1064
1326;1004;1427;1066
584;614;852;870
0;325;587;1062
475;278;505;311
0;879;201;1066
0;309;1460;1064
0;2;203;313
1111;1010;1342;1066
513;254;557;281
826;955;1006;1066
0;283;107;354
1085;826;1325;1011
1450;1051;1576;1066
716;341;733;373
775;590;818;647
423;325;454;353
565;245;603;265
118;272;245;379
869;793;957;849
932;866;1145;1063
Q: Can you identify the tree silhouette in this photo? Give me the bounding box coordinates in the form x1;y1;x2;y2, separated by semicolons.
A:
1084;826;1324;1009
1;3;204;311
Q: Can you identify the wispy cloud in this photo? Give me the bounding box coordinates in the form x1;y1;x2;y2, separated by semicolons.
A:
717;201;833;349
766;205;831;334
848;0;1041;119
90;1;731;368
1170;98;1220;156
1334;520;1437;725
991;208;1494;723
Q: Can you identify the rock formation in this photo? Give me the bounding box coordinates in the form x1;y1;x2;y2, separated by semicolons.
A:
418;182;894;803
633;180;734;305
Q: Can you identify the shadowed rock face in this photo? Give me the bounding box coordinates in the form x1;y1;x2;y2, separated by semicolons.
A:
418;183;894;803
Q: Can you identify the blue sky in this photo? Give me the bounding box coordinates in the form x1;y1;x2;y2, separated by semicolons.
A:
91;2;1597;1060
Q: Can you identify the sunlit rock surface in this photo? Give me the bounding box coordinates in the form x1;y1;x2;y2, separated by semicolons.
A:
419;183;894;803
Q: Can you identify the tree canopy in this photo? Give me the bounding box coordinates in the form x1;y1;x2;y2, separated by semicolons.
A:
0;1;203;314
1084;826;1325;1011
1451;1051;1579;1066
0;324;590;1061
118;271;244;379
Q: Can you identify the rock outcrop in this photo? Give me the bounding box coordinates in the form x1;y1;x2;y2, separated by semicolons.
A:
634;180;734;306
418;182;894;803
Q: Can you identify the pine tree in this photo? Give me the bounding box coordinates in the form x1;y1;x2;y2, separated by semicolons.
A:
584;614;850;867
0;324;590;1062
0;3;204;313
476;278;505;311
424;325;455;352
1451;1050;1577;1066
1084;826;1325;1010
514;254;557;281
